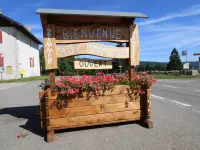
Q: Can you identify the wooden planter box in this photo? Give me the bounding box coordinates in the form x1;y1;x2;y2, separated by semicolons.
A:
39;85;152;142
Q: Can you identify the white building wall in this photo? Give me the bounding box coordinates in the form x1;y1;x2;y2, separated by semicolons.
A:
0;27;18;80
17;30;40;78
0;26;40;80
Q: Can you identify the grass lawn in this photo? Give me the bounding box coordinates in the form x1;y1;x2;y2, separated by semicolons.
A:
1;74;200;83
0;76;49;83
153;74;200;79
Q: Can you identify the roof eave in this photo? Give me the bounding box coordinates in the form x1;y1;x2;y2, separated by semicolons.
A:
36;8;148;19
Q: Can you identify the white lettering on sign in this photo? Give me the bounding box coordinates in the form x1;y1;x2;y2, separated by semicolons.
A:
74;59;112;70
46;28;53;64
62;28;122;40
56;43;129;59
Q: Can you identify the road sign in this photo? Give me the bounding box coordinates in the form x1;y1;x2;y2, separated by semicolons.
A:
182;50;187;56
183;63;189;69
0;67;5;73
74;59;112;70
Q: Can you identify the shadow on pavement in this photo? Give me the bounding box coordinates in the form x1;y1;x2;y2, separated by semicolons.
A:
0;105;143;142
0;105;45;138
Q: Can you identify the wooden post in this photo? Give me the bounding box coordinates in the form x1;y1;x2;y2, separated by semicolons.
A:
127;40;135;80
129;25;140;79
49;69;55;88
129;25;135;79
139;88;153;129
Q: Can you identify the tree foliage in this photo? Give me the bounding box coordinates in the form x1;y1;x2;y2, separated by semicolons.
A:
166;48;183;71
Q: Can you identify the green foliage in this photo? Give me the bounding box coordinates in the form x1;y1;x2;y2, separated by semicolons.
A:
166;48;183;71
39;48;48;75
58;57;75;76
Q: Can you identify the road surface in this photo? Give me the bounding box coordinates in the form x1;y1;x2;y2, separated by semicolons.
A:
0;79;200;150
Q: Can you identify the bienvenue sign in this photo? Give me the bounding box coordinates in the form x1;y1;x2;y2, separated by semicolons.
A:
74;59;112;70
55;25;129;43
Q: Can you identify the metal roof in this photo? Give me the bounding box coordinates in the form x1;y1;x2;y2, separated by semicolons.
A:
0;14;42;44
36;8;148;18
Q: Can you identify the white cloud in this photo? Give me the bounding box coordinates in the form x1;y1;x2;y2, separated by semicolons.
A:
138;4;200;26
140;23;200;53
188;42;200;48
26;2;44;7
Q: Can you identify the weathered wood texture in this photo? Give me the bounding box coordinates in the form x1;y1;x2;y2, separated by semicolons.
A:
46;15;133;25
43;24;58;70
55;25;129;43
49;102;140;118
74;59;112;70
50;110;141;128
56;43;129;58
40;85;152;142
129;24;140;66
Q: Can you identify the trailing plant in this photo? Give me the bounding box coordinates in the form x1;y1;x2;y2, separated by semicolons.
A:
39;79;50;90
40;72;156;109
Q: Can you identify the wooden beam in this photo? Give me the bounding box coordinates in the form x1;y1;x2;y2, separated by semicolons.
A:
193;53;200;56
43;24;58;70
47;15;134;25
56;43;129;59
49;70;55;88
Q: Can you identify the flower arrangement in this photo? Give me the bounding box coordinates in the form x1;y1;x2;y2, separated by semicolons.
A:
55;72;117;99
40;72;156;108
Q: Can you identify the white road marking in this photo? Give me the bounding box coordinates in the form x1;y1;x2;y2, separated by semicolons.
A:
194;90;200;92
162;85;178;89
151;95;165;100
152;94;191;107
170;100;191;107
0;88;7;90
159;80;196;83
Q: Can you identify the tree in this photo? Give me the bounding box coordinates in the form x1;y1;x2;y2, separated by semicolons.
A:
39;47;48;75
58;57;75;76
154;64;162;71
166;48;183;71
145;63;150;71
137;65;145;72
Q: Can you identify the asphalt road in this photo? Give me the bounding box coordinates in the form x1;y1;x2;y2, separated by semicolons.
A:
0;79;200;150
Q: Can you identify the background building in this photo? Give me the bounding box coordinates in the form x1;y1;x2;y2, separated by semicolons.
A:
0;11;42;80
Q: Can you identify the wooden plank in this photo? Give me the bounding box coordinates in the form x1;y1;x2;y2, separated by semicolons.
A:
53;118;138;130
49;101;140;118
74;59;112;70
129;24;140;66
56;39;128;44
39;91;46;101
48;94;140;108
40;111;46;119
47;15;133;24
43;24;58;70
40;100;46;111
56;43;129;58
55;25;129;42
50;110;140;128
41;119;46;129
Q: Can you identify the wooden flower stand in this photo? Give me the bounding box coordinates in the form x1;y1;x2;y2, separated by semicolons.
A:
39;85;153;142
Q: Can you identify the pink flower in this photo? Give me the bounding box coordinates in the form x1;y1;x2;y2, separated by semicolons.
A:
17;133;23;138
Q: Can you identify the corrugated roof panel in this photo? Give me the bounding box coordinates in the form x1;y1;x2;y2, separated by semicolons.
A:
36;8;148;18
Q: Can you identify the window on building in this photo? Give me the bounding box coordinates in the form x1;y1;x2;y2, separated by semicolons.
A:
0;53;4;67
6;66;12;74
30;57;34;67
0;30;2;43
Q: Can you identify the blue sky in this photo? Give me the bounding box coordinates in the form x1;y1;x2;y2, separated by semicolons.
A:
1;0;200;62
